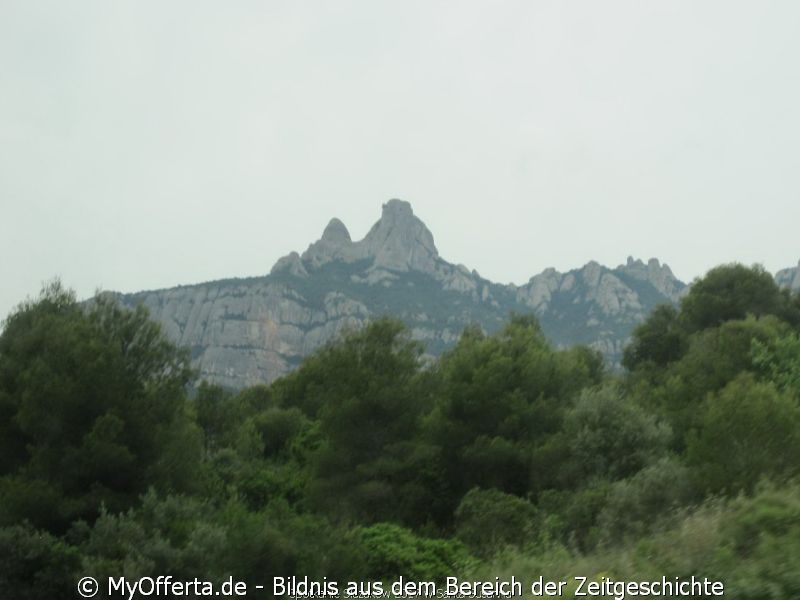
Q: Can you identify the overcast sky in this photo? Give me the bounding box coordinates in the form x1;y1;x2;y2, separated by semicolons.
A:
2;1;799;321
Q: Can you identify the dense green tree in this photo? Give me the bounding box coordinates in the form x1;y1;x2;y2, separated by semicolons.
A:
0;282;201;532
624;264;800;377
274;318;422;419
195;382;238;452
0;524;79;600
622;304;686;371
686;374;800;494
428;315;603;510
752;331;800;395
275;318;434;524
679;263;799;333
564;385;671;482
247;406;311;459
643;316;789;444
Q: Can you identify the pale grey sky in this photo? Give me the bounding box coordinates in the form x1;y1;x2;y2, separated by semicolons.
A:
2;1;799;321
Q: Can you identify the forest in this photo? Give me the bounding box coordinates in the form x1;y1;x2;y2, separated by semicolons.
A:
2;263;800;599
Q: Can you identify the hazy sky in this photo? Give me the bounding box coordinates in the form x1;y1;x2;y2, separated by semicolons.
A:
2;1;799;321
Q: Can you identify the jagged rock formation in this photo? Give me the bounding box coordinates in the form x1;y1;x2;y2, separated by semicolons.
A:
118;200;692;388
299;200;439;274
514;257;686;360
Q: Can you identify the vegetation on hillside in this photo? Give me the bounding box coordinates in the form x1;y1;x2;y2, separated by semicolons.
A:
2;265;799;598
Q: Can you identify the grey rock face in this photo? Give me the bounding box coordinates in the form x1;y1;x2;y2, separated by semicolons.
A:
618;257;686;301
776;261;800;292
300;219;354;268
117;201;693;388
270;252;308;277
298;199;440;275
360;199;439;273
514;258;687;360
321;218;352;243
124;279;369;388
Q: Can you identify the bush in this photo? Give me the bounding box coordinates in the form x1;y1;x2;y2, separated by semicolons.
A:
355;523;471;582
565;385;671;481
454;487;538;557
686;374;800;494
0;524;80;600
597;458;695;542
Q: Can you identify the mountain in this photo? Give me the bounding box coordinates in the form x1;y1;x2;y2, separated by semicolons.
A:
776;261;800;292
116;200;694;388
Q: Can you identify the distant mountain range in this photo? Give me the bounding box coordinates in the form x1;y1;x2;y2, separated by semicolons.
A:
116;200;800;388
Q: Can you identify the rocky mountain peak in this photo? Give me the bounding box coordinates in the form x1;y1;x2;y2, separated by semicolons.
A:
270;251;309;277
299;218;353;268
117;197;800;389
361;199;439;272
290;199;441;274
618;256;684;301
363;199;435;251
382;198;414;219
321;218;352;244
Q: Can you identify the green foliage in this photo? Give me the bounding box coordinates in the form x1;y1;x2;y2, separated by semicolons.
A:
275;317;422;419
679;263;799;333
195;382;238;452
706;484;800;598
752;331;800;394
597;457;695;542
677;316;785;394
723;483;800;558
427;315;603;512
276;318;434;524
0;524;79;600
472;485;800;599
0;282;201;532
3;269;800;595
355;523;471;582
641;316;789;446
537;483;611;551
78;491;229;583
686;374;800;494
564;385;671;481
624;264;800;377
249;406;310;458
622;304;686;370
454;488;538;557
77;491;366;589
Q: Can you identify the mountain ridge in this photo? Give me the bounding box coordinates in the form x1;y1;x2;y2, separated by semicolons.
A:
116;201;797;388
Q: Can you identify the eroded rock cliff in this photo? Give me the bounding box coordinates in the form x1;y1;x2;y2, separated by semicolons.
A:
119;201;691;388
